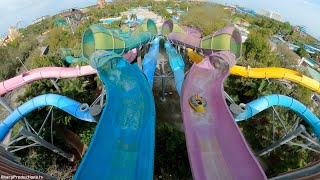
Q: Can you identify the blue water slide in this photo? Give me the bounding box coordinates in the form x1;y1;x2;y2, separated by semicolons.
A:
0;94;95;141
164;41;185;95
234;94;320;138
303;43;320;52
74;51;155;179
142;37;160;87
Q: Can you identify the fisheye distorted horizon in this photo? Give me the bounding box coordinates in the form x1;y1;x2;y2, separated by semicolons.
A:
0;0;319;39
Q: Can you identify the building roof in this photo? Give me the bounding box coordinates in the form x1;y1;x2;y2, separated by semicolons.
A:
59;9;83;18
307;66;320;81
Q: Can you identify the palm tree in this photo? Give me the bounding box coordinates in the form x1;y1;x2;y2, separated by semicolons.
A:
130;14;137;21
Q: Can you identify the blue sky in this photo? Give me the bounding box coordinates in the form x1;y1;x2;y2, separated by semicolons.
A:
0;0;319;39
210;0;320;39
0;0;98;36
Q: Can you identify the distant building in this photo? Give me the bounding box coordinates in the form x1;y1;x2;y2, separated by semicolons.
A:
299;57;319;68
59;9;84;26
258;9;282;21
0;35;9;47
39;46;49;56
0;27;22;46
8;27;22;42
31;15;50;25
98;0;106;8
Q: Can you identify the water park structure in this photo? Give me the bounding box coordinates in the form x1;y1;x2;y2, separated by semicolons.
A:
2;17;320;180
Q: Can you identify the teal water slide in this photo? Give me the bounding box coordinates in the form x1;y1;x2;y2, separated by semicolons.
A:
65;19;158;64
74;19;157;179
74;52;156;179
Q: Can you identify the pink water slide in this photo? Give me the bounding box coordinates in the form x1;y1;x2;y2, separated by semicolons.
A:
181;52;267;179
0;50;137;96
0;66;97;95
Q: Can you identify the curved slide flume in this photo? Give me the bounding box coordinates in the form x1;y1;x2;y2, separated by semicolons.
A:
162;19;242;59
166;44;266;178
82;19;157;59
142;37;160;87
164;41;185;95
0;66;97;96
235;94;320;138
64;20;157;64
230;66;320;93
74;51;155;179
0;94;95;142
187;48;320;93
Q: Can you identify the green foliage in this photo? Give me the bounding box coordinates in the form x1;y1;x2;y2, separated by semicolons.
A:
244;27;279;67
180;4;230;36
104;20;123;29
162;10;172;20
179;1;188;11
296;47;309;57
154;123;192;179
31;55;63;69
130;14;138;21
0;35;38;80
121;15;128;21
277;44;300;68
44;28;74;53
20;18;55;36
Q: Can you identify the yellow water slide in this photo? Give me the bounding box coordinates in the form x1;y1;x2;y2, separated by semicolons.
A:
187;49;320;93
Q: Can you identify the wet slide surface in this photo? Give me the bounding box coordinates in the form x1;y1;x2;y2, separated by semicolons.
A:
74;53;155;179
181;55;266;179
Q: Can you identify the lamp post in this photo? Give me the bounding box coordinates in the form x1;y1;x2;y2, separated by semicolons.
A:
16;57;28;71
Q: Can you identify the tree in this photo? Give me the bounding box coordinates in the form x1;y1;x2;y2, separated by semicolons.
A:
130;14;137;21
179;1;188;11
121;15;128;21
180;4;230;35
296;47;308;57
162;10;172;20
277;44;300;68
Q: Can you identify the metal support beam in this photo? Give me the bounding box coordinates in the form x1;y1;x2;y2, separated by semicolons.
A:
19;127;74;161
90;104;102;122
272;106;288;134
224;91;235;104
154;71;174;102
137;49;142;70
0;96;13;112
9;143;38;153
100;85;105;108
257;125;306;156
37;106;53;135
50;79;61;93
